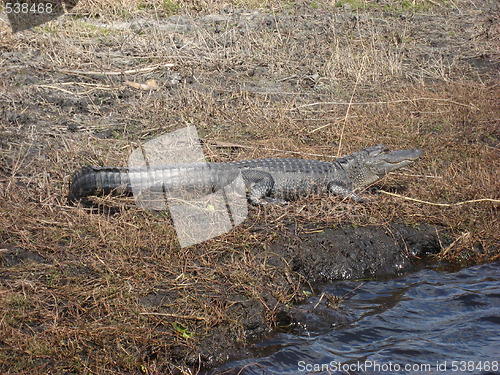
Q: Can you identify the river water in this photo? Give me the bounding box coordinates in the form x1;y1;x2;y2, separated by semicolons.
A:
207;262;500;375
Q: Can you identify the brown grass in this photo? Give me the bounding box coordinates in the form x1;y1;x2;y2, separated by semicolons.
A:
0;0;499;373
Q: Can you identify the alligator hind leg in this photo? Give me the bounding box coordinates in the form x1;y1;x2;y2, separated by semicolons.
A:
241;169;285;205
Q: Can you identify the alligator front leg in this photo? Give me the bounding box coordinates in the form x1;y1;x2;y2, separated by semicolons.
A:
327;181;364;202
241;169;286;205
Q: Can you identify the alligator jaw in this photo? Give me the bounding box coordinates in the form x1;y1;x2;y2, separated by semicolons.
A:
377;148;423;172
381;148;423;169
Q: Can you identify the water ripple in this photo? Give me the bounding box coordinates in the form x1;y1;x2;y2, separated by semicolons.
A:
207;262;500;375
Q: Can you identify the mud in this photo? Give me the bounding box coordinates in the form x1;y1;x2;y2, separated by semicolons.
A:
270;223;443;283
197;222;445;368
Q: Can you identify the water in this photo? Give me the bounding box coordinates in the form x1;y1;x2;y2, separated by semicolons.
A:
208;262;500;375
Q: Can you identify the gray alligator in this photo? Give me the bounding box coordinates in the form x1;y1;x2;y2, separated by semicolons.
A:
68;145;422;205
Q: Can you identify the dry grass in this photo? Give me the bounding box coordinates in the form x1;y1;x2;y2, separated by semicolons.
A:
0;0;499;373
65;0;471;16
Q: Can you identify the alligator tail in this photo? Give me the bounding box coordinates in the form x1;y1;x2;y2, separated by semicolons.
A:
68;166;130;202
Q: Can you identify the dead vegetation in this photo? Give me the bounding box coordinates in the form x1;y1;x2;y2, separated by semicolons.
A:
0;0;499;373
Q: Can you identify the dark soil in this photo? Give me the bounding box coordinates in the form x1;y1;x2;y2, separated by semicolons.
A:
271;223;445;283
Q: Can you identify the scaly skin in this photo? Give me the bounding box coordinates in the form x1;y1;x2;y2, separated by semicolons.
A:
68;145;422;205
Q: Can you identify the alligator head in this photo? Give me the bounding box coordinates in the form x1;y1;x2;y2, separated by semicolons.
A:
348;144;423;190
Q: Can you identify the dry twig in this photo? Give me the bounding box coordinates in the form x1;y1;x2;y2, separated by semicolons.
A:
380;190;500;207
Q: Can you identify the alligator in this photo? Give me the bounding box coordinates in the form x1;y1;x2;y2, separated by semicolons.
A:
68;145;422;205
